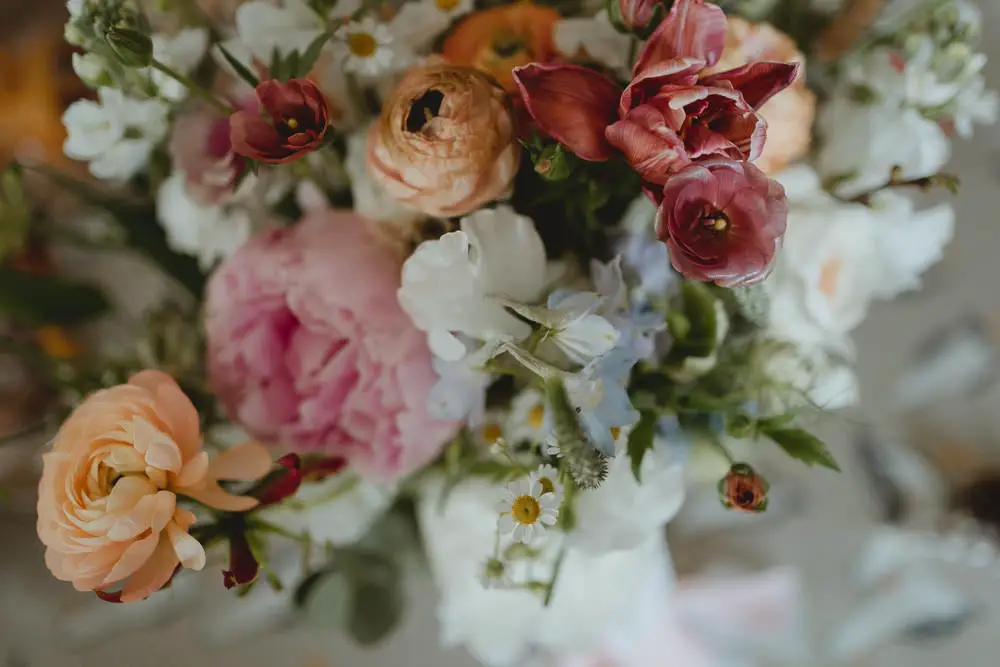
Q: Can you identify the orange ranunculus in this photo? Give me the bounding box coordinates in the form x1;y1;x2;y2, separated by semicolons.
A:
37;370;274;602
442;1;560;91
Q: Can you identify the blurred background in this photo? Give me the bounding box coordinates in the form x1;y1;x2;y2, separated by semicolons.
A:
3;1;1000;666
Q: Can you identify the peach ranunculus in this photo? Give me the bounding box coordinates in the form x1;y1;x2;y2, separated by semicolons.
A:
37;370;274;602
442;1;561;91
706;17;816;175
367;63;520;218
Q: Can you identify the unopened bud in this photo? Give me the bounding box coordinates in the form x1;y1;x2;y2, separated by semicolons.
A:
718;462;769;512
105;25;153;68
533;143;572;181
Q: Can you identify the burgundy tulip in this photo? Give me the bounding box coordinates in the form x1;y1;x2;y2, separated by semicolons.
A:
230;78;330;165
656;158;787;287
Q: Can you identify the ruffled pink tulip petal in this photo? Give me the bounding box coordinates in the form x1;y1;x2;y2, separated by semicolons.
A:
37;371;271;602
513;63;622;161
655;158;787;287
700;61;800;110
617;0;658;30
204;211;459;479
633;0;727;76
230;78;330;165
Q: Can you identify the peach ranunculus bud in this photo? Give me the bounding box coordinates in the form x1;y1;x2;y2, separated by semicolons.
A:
367;63;521;218
707;17;816;175
37;370;274;603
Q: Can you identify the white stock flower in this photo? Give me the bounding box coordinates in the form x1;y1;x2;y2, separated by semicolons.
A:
417;476;676;667
63;88;169;181
156;172;252;269
71;52;108;87
570;435;685;555
151;28;210;101
398;206;548;361
816;95;950;199
257;475;393;545
554;10;632;77
952;74;999;137
345;127;424;228
389;0;474;53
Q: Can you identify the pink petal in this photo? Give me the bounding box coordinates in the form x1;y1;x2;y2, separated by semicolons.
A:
701;62;801;110
605;109;690;184
128;370;202;462
166;519;206;570
119;537;179;603
619;58;704;116
634;0;727;76
209;441;273;481
107;493;158;542
512;63;622;161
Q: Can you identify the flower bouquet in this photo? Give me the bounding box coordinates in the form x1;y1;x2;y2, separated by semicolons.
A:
5;0;996;663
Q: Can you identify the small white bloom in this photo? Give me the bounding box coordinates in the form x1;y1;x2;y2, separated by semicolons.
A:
554;10;631;77
951;74;999;138
542;435;561;457
156;172;253;269
71;52;108;87
475;409;510;449
399;206;548;361
335;17;397;77
509;291;620;366
66;0;84;18
390;0;474;53
506;388;551;444
496;477;560;544
151;28;210;101
63;88;168;181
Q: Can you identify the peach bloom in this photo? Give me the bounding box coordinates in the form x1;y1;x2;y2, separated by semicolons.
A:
367;63;520;218
707;17;816;175
37;370;273;602
442;2;560;91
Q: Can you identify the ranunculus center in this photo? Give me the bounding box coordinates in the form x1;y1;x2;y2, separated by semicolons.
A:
435;0;460;11
737;487;756;506
701;211;730;232
405;89;445;132
348;32;378;58
511;495;541;524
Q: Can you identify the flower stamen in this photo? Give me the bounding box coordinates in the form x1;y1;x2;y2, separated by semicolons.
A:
511;495;541;524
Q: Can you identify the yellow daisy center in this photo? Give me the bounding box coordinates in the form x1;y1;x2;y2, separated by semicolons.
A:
482;423;504;443
435;0;460;11
348;32;378;58
510;495;541;525
538;476;555;495
528;404;545;429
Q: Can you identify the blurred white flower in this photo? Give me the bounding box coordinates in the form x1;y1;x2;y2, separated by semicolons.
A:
554;10;631;77
417;476;676;667
398;206;548;361
156;172;252;269
344;127;424;228
506;388;551;444
63;88;169;181
390;0;474;53
71;52;108;87
427;341;497;426
510;291;620;366
151;28;209;101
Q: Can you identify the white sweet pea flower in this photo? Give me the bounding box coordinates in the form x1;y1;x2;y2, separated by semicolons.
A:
390;0;474;54
554;10;632;77
816;95;951;199
63;88;169;181
509;291;620;366
416;475;676;667
156;172;252;269
151;28;209;101
398;206;548;361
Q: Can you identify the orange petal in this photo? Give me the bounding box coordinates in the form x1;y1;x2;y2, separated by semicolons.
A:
105;476;156;514
150;491;177;535
173;451;210;489
119;537;179;603
102;531;160;586
166;519;206;570
210;441;273;481
128;370;202;461
181;482;260;512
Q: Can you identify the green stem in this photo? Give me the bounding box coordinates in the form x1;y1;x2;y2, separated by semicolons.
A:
543;544;567;607
150;58;232;114
627;37;640;69
255;520;311;545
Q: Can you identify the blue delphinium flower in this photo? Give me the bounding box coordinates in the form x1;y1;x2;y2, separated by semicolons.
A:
591;256;666;361
563;347;641;456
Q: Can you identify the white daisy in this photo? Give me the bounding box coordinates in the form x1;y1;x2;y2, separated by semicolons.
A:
496;477;560;544
506;388;551;444
531;464;563;499
335;17;396;77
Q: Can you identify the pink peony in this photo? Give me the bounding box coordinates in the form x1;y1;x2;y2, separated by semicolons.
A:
656;159;787;287
204;211;458;479
512;0;798;183
169;104;247;205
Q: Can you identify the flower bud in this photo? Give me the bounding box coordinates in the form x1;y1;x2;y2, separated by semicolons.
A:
718;462;769;512
607;0;660;33
532;143;573;181
105;25;153;67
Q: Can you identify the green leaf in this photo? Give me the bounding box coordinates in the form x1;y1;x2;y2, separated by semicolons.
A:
673;281;718;359
296;568;352;629
756;413;796;431
0;267;109;325
763;427;840;471
217;43;260;88
297;31;332;77
285;49;300;81
348;577;403;646
627;410;657;482
269;46;285;81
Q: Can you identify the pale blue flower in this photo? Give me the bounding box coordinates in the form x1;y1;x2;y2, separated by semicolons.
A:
508;290;619;366
563;348;640;456
591;257;666;361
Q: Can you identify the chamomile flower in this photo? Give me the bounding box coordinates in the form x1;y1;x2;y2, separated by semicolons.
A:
506;388;551;444
335;17;396;77
475;409;509;449
496;477;560;544
531;464;563;498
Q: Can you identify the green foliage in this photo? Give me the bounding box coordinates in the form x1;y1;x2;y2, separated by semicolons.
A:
627;410;657;481
759;423;840;471
667;282;720;361
268;32;331;82
0;267;109;326
0;165;31;262
217;43;260;88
